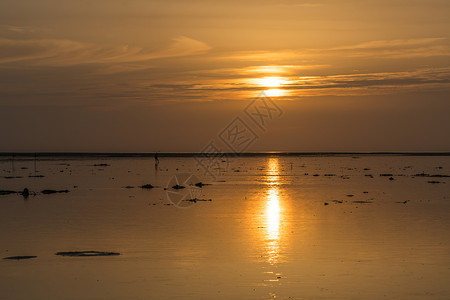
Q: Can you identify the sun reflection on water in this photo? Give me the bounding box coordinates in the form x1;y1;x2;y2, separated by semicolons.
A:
266;187;280;264
265;157;282;264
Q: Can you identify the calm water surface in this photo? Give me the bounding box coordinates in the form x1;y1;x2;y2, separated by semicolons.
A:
0;155;449;299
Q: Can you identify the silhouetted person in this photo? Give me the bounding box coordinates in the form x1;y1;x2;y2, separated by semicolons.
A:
21;188;30;198
154;152;160;167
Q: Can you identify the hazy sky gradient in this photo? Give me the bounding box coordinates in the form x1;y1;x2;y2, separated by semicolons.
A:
0;0;449;152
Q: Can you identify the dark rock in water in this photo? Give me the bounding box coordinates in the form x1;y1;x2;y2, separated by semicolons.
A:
3;255;37;260
427;181;441;184
346;194;354;197
21;188;30;198
93;163;110;167
55;251;120;257
4;176;23;179
380;174;393;177
332;200;343;203
41;190;70;194
353;200;373;204
0;190;17;195
140;184;154;189
28;175;45;178
172;185;185;189
123;186;135;189
389;177;395;180
324;202;329;205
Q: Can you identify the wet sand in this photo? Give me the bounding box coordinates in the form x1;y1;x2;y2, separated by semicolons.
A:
0;154;449;299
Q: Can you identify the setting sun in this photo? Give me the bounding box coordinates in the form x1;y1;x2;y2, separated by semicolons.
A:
265;89;284;97
259;76;284;88
254;76;287;97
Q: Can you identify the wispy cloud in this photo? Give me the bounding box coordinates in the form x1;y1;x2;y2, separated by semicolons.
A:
145;67;450;100
0;38;84;64
222;37;450;62
284;68;450;91
0;24;36;34
184;65;329;80
331;38;446;50
1;32;449;105
327;38;450;58
220;50;303;62
0;36;211;66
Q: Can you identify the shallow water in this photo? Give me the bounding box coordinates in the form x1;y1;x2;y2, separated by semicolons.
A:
0;155;449;299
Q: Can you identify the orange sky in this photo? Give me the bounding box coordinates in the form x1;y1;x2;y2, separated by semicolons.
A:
0;0;449;152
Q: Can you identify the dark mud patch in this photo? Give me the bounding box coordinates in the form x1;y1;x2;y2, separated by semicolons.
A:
41;190;70;194
3;256;37;260
140;184;154;189
55;251;120;257
194;182;211;187
332;200;343;203
183;198;212;203
414;173;450;178
172;185;185;189
0;190;17;195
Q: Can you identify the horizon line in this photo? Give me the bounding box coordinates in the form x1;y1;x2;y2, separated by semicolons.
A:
1;151;450;158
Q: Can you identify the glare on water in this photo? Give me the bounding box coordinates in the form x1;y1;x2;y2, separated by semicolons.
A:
265;157;282;264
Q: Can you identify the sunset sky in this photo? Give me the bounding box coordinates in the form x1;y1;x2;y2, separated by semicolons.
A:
0;0;449;152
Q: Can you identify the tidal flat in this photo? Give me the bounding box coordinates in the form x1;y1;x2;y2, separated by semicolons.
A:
0;154;449;299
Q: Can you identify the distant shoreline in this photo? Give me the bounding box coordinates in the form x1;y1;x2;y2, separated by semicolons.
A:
0;152;449;159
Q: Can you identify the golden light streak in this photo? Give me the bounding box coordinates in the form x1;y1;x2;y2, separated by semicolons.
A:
265;157;281;264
